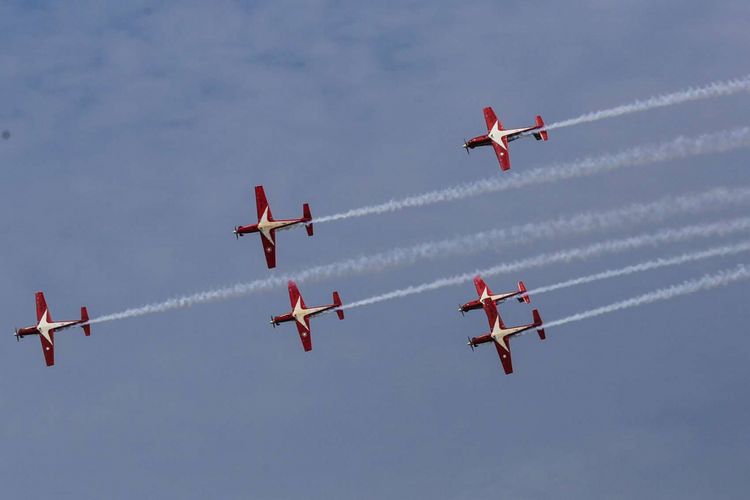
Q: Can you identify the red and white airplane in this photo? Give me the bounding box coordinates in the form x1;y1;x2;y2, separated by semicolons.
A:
14;292;91;367
270;281;344;352
459;276;530;315
463;106;548;171
234;185;313;269
465;286;545;375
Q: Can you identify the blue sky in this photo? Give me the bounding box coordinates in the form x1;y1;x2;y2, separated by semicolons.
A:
1;1;749;498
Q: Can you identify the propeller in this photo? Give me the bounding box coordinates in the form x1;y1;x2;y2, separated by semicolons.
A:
467;336;474;352
270;316;276;328
458;305;465;316
14;327;20;342
462;138;470;155
233;226;241;239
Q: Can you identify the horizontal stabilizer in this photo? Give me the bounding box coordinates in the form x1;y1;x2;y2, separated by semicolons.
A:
532;309;545;340
332;291;344;320
533;115;548;141
80;307;91;336
303;203;314;236
517;280;531;304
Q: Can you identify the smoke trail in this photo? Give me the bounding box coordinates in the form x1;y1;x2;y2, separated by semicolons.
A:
542;74;750;131
88;187;750;325
341;217;750;310
314;127;750;223
527;240;750;296
539;264;750;330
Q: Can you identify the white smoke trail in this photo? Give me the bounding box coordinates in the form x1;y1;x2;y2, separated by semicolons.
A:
341;217;750;310
88;187;750;325
542;74;750;131
539;264;750;330
527;240;750;296
314;127;750;223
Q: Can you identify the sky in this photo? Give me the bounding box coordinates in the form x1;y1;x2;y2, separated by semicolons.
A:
1;1;749;498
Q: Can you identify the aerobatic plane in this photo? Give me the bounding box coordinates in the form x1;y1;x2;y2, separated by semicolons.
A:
270;281;344;352
233;185;313;269
14;292;91;367
463;106;548;171
459;276;530;315
466;297;545;375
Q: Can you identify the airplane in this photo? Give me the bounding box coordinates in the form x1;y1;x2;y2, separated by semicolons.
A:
466;298;545;375
462;106;548;171
233;185;313;269
270;281;344;352
14;291;91;367
459;276;530;315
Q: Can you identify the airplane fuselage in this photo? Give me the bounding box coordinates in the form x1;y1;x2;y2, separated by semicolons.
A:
460;291;522;313
464;123;540;150
271;300;337;331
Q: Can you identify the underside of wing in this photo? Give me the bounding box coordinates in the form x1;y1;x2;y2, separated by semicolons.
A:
492;142;511;171
481;299;500;330
473;276;490;299
39;332;54;367
483;107;502;131
295;319;312;352
35;292;49;322
494;340;513;375
255;185;272;221
260;231;276;269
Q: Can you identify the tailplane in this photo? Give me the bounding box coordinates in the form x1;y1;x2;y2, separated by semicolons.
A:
80;307;91;336
532;309;545;340
532;115;548;141
332;291;344;320
517;280;531;304
303;203;314;236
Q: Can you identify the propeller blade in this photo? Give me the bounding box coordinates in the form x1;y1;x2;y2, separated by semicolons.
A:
463;139;470;155
467;336;474;351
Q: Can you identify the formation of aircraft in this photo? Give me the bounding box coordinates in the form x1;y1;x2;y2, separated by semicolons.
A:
270;281;344;352
15;292;90;367
463;106;548;170
234;185;313;269
463;276;545;375
16;106;548;375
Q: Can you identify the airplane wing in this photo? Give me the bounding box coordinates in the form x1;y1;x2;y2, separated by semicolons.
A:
483;107;503;131
473;276;491;299
39;331;55;367
35;291;49;322
287;280;308;309
494;340;513;374
481;298;500;330
294;318;313;352
255;185;273;221
260;231;277;269
492;141;511;171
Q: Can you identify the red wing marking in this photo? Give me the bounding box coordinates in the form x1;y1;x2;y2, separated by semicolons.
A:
39;331;55;367
481;299;500;330
294;317;312;352
494;340;513;374
473;276;491;299
287;281;306;309
255;185;272;221
483;107;503;132
35;292;49;322
492;141;511;171
260;231;277;269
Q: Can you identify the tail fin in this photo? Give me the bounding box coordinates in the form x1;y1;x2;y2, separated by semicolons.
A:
532;309;545;340
532;115;548;141
517;280;531;304
332;291;344;320
303;203;314;236
80;307;91;336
